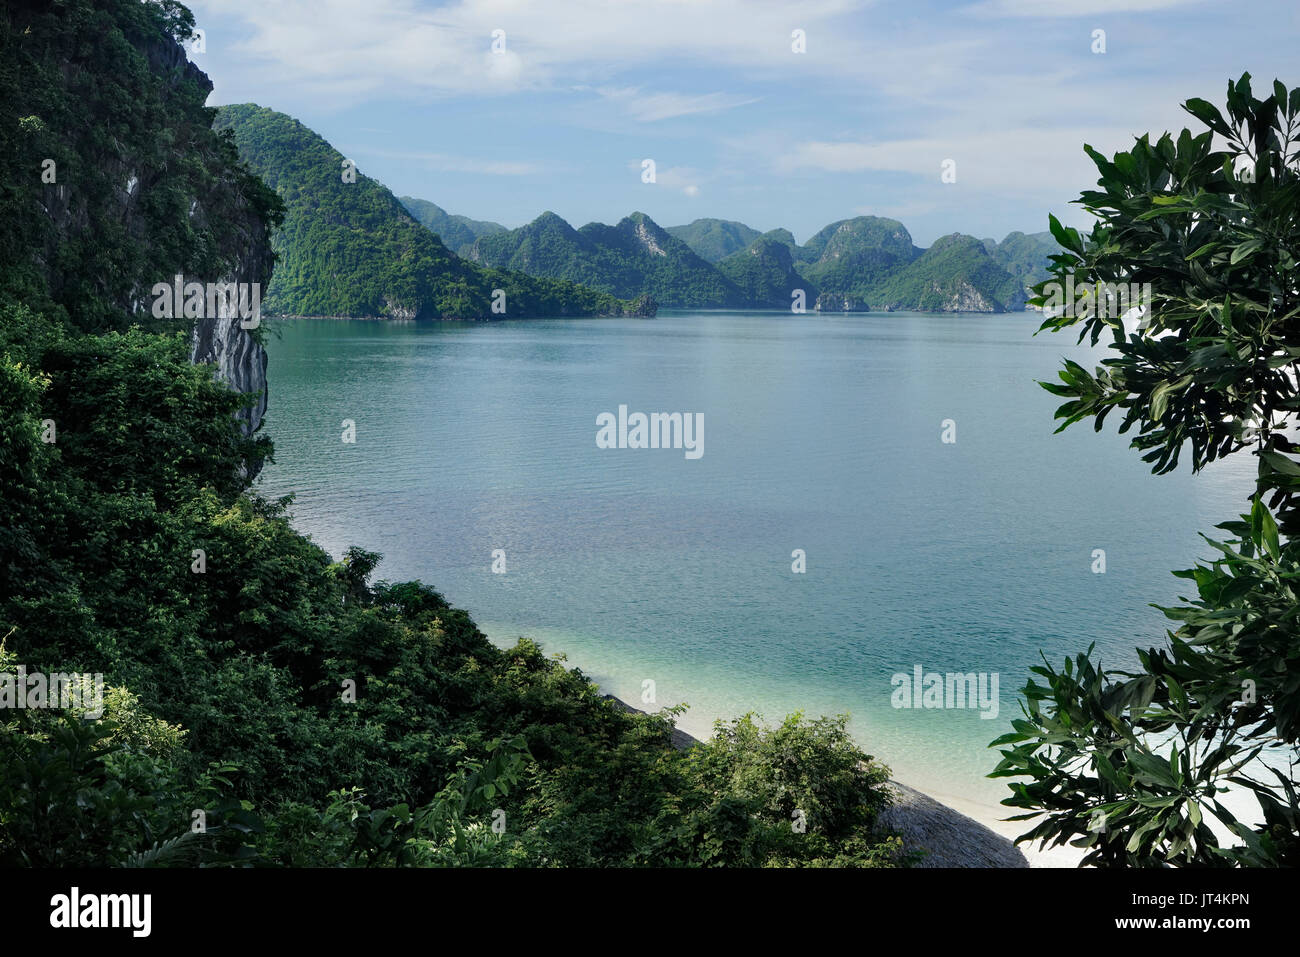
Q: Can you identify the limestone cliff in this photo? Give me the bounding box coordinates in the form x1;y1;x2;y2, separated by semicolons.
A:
2;0;279;467
138;32;276;444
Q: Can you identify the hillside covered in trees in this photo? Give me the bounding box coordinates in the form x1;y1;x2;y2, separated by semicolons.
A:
398;195;506;256
465;209;747;308
666;218;764;263
411;203;1052;312
213;104;654;320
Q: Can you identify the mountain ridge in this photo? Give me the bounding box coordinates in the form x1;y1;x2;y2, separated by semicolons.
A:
466;208;746;307
398;195;505;255
213;105;654;320
215;103;1055;318
409;201;1055;313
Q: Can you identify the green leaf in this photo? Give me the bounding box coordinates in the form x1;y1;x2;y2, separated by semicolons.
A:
1183;97;1233;136
1151;382;1172;422
1230;240;1264;265
1251;498;1280;558
1260;450;1300;476
1047;213;1083;255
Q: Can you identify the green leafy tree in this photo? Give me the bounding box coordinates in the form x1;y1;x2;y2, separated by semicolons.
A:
994;74;1300;866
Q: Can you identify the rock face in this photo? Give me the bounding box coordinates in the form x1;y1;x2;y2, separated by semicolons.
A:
620;294;659;318
189;313;269;437
381;298;420;321
929;281;1000;313
876;781;1028;868
140;39;274;446
632;218;669;257
15;18;276;458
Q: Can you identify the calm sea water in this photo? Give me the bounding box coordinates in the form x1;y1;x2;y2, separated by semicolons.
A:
256;310;1255;811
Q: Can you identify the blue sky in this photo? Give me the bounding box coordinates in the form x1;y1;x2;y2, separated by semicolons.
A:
187;0;1300;247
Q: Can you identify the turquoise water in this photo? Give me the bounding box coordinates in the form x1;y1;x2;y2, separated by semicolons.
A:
256;310;1255;811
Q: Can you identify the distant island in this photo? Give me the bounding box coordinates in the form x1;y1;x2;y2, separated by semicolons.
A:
412;208;1058;314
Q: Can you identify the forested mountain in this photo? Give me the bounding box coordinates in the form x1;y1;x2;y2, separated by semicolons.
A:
213;105;652;319
419;205;1050;312
782;220;1025;311
398;195;505;255
665;218;763;262
871;233;1027;312
758;227;799;251
716;235;811;308
797;216;919;265
793;216;923;310
466;210;747;307
983;230;1060;296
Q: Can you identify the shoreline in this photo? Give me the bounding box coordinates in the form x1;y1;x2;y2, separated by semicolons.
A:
900;782;1086;868
604;692;1083;868
263;307;1038;322
479;626;1084;868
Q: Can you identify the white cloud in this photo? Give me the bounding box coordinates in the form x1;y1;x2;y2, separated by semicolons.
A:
772;125;1143;198
654;165;701;193
627;160;703;196
595;87;759;123
186;0;1294;242
192;0;874;103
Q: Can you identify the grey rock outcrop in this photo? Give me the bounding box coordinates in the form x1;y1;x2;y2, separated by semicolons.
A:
189;313;268;437
147;38;274;447
876;781;1029;867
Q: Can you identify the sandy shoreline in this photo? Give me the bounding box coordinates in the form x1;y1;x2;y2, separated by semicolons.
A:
488;628;1083;867
901;782;1086;868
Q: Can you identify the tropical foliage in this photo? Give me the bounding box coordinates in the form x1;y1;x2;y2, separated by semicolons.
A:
996;74;1300;866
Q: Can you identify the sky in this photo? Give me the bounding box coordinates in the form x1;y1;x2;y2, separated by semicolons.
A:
186;0;1300;247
